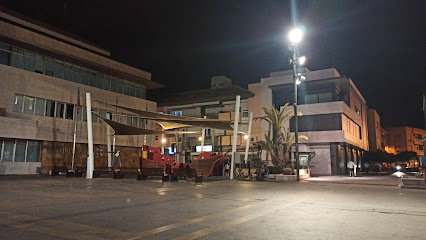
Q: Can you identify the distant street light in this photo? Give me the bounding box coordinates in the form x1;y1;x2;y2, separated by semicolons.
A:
198;136;203;141
288;27;306;182
161;138;166;143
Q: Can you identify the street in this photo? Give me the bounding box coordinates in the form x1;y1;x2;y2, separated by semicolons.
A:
0;176;425;240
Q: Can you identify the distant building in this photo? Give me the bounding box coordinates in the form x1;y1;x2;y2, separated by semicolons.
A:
154;76;255;162
383;127;425;166
248;68;369;176
0;8;161;174
367;109;383;152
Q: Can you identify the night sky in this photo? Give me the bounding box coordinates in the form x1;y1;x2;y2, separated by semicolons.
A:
1;0;424;128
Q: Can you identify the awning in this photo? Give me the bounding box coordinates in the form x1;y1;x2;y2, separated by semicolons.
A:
100;118;196;136
116;105;234;131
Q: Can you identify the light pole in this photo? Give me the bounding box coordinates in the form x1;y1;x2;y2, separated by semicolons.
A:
288;28;305;181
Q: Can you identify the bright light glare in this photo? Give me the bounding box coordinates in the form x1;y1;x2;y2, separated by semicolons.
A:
244;135;249;140
296;79;301;85
198;136;203;141
288;28;303;44
298;56;306;65
161;138;166;143
396;165;401;171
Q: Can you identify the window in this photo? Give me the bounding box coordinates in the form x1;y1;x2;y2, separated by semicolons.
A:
123;84;129;95
305;94;318;104
98;110;106;120
64;64;73;81
129;86;135;97
319;92;333;102
117;78;123;94
110;77;117;92
13;95;23;113
35;98;46;116
34;61;44;74
80;70;89;85
82;106;87;121
54;65;64;79
56;102;65;118
242;110;249;118
88;72;96;87
65;104;74;120
2;140;14;161
138;118;144;128
26;141;41;162
0;50;10;65
45;63;54;76
73;70;80;83
11;54;23;68
45;100;55;117
103;75;111;91
23;57;34;71
119;114;127;124
14;140;26;162
91;109;98;123
97;73;104;89
171;111;183;116
23;96;35;114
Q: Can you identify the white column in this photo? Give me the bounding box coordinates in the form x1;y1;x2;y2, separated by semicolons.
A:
86;92;94;179
230;95;240;180
106;113;112;168
112;135;116;168
161;132;165;154
244;112;253;164
200;116;206;153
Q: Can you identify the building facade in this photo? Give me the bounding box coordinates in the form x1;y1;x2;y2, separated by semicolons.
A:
0;9;161;174
383;127;425;161
154;76;255;162
367;109;383;152
249;68;369;176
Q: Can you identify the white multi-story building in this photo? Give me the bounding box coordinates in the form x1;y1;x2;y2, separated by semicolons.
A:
249;68;369;176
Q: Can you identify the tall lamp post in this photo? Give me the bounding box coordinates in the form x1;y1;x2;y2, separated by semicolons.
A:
288;28;306;181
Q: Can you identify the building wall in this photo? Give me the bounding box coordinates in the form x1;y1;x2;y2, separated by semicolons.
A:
384;127;425;157
367;109;382;151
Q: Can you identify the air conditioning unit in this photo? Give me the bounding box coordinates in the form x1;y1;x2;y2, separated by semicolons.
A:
250;136;258;142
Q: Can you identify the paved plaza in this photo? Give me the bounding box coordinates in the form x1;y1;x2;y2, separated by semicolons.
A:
0;176;425;240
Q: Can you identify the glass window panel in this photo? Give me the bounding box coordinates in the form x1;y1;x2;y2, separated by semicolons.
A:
137;117;143;128
2;140;14;162
81;70;89;85
305;94;318;104
35;98;46;116
0;140;2;161
23;96;35;114
0;50;10;65
45;100;55;117
91;109;98;123
119;114;127;124
55;66;64;79
132;117;138;127
0;42;12;51
35;53;44;61
135;88;141;98
103;77;111;91
34;61;44;74
110;77;117;92
319;92;333;103
65;104;74;120
123;85;129;95
141;88;146;99
45;63;54;76
117;78;123;93
13;94;23;113
24;50;35;58
45;56;55;63
14;140;26;162
73;71;80;83
97;74;104;89
23;57;34;71
98;110;106;119
64;69;73;81
26;141;40;162
127;116;132;126
11;54;23;68
13;47;24;55
129;86;135;97
56;102;65;118
88;73;96;87
72;64;80;71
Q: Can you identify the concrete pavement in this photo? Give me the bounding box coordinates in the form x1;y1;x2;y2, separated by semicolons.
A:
0;176;425;240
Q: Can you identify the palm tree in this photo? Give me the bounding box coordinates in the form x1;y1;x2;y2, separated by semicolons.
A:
256;103;308;169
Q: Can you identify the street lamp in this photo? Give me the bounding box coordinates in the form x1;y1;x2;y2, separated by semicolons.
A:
288;27;306;182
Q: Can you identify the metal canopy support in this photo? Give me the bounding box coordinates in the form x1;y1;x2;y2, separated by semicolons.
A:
244;112;253;164
86;92;94;179
106;113;112;168
230;95;240;180
201;116;206;153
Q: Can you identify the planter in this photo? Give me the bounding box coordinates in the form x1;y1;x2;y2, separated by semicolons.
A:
269;174;296;182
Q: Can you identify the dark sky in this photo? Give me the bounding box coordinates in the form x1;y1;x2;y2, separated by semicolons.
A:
1;0;425;128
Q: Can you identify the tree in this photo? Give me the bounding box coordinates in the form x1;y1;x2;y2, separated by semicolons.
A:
256;104;308;169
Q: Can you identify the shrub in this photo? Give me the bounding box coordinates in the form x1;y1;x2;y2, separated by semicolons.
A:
251;158;262;169
282;168;293;175
269;166;284;174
